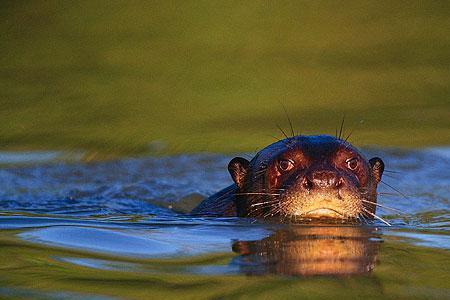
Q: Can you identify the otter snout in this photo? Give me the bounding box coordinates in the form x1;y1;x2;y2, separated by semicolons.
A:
302;170;344;190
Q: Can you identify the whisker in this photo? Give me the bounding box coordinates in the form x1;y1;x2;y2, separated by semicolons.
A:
377;192;404;197
265;137;290;149
358;213;369;225
279;101;296;137
384;169;402;174
358;213;368;225
275;124;289;140
250;200;281;207
266;134;283;143
361;207;392;226
362;214;372;225
208;187;280;203
359;191;403;197
234;192;281;196
361;199;406;215
344;119;364;143
380;181;408;199
251;205;275;214
261;197;292;219
344;130;354;142
208;189;237;202
338;114;346;139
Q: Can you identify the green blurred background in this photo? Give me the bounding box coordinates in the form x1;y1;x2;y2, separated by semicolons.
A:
1;1;450;157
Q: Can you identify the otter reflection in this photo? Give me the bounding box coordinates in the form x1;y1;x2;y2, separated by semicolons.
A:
231;226;382;276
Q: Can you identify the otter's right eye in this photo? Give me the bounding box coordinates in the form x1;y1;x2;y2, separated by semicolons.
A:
346;157;359;170
277;159;294;172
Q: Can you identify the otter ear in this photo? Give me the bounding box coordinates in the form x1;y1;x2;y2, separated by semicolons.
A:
228;157;250;189
369;157;384;183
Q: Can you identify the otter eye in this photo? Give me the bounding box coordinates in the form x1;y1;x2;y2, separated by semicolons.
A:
346;158;359;170
278;159;294;172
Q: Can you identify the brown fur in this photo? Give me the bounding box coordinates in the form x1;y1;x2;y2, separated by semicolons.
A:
192;135;384;223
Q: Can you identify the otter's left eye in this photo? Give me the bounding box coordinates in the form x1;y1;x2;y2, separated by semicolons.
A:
278;159;294;172
346;158;359;170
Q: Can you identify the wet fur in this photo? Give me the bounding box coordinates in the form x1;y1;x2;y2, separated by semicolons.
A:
192;135;385;224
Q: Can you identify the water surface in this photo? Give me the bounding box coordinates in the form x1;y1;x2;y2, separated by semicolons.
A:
0;147;449;299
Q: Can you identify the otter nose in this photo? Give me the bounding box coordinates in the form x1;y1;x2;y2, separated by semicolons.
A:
311;170;338;189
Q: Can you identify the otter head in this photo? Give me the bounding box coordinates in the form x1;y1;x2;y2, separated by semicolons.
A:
228;135;384;222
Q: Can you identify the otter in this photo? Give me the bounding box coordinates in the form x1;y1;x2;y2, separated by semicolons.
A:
192;135;385;223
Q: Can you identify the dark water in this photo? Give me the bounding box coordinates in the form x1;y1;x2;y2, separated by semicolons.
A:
0;148;449;299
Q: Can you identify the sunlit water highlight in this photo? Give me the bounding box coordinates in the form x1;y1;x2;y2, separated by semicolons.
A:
0;147;449;299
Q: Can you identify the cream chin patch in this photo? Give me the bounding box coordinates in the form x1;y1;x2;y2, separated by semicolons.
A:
287;192;361;219
303;208;343;218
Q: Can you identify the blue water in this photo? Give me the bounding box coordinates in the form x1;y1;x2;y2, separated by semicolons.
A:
0;148;449;299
